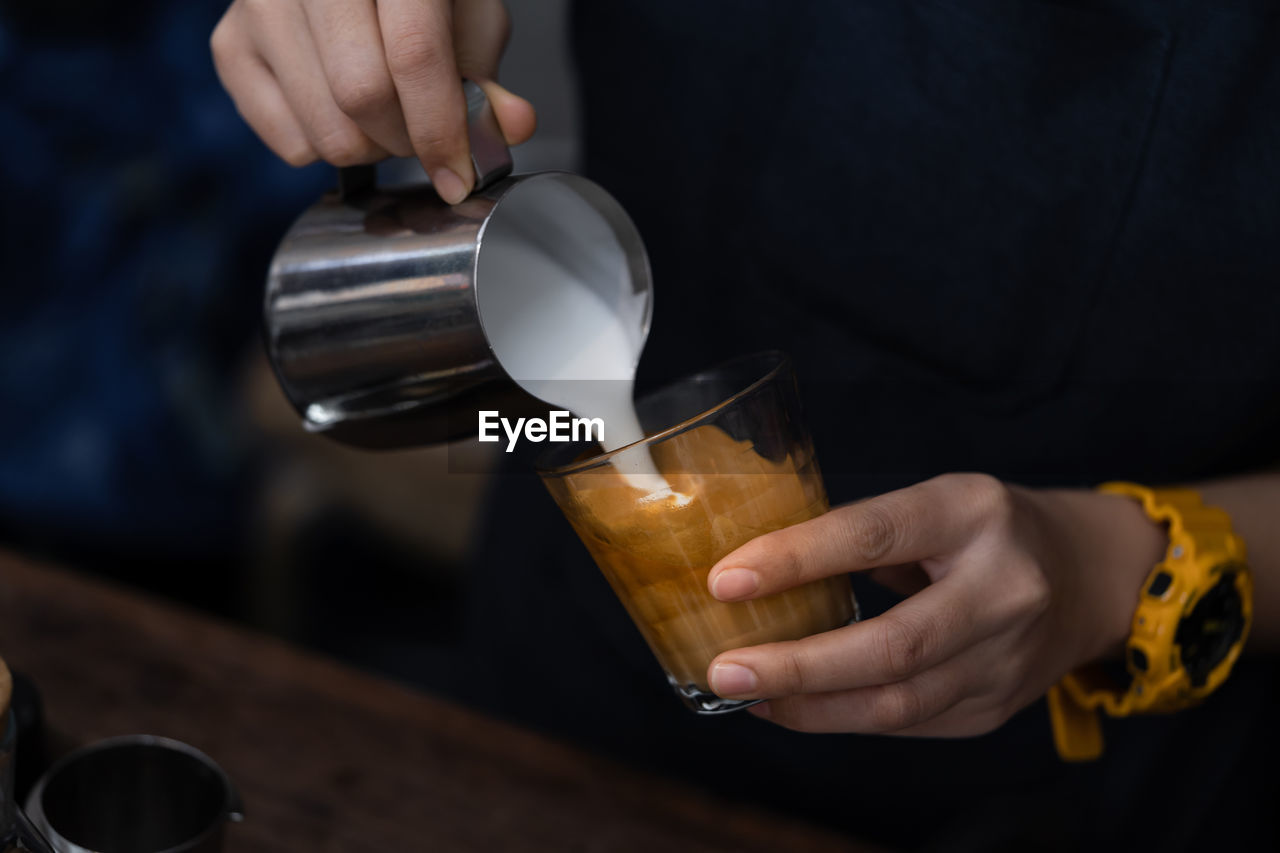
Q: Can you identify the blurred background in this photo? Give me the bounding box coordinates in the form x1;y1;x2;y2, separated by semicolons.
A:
0;0;576;683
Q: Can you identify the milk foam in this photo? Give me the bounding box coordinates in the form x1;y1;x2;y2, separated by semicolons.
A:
476;220;679;498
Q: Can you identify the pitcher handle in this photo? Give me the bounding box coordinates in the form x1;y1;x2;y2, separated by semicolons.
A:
338;78;512;201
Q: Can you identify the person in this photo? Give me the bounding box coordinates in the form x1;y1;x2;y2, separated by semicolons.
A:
212;1;1280;849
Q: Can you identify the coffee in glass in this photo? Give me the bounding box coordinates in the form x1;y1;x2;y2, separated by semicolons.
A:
539;352;857;713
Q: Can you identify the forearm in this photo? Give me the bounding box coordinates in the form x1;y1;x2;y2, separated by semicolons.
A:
1045;471;1280;660
1198;473;1280;649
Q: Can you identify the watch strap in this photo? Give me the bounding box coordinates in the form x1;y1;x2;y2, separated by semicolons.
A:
1048;483;1251;761
1047;682;1103;761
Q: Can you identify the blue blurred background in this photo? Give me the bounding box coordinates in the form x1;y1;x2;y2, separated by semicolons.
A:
0;0;327;598
0;0;574;654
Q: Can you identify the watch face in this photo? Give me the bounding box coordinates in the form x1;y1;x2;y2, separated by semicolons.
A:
1176;567;1246;688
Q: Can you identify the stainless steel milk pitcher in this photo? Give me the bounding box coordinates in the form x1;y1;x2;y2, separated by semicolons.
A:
264;81;653;449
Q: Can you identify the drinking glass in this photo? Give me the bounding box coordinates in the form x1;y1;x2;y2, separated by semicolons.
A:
539;352;857;713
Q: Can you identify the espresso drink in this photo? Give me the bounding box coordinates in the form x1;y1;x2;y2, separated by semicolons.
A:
479;221;848;701
549;425;855;692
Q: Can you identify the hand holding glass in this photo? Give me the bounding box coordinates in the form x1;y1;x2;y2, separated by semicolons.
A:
539;353;857;713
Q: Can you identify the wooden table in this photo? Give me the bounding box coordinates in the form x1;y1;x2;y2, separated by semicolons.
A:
0;553;875;852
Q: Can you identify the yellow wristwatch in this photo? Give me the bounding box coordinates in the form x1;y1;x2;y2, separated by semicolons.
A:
1047;482;1252;761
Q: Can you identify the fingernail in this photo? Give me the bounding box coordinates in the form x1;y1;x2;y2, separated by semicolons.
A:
710;662;758;697
431;167;468;205
711;568;759;600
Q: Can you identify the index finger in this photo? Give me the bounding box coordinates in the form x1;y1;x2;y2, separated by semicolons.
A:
707;473;1007;600
378;0;473;202
708;574;990;699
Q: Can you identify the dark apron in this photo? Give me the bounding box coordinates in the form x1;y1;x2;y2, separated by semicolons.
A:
457;2;1280;849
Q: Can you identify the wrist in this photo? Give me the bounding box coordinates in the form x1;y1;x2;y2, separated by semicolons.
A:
1037;487;1168;663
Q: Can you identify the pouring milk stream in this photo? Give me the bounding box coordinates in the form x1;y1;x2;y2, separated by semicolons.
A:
476;197;683;501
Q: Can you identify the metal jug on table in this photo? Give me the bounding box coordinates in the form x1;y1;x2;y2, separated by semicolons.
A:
264;81;653;449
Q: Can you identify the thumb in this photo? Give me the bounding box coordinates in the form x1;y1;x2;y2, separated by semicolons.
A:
454;0;537;145
476;80;537;145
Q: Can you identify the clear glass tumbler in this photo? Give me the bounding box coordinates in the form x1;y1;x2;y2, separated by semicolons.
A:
538;352;857;713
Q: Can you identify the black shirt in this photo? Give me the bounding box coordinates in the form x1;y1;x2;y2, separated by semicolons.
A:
460;2;1280;849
